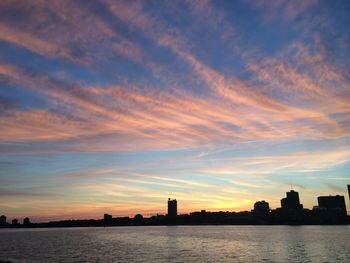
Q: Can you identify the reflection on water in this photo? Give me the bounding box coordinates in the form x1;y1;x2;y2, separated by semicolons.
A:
0;226;349;262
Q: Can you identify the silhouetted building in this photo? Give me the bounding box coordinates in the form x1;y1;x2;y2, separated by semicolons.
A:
253;200;270;213
348;185;350;200
318;195;347;216
281;190;303;210
23;217;31;226
12;218;18;225
168;198;177;217
134;214;143;220
134;214;144;225
104;214;112;221
0;215;6;225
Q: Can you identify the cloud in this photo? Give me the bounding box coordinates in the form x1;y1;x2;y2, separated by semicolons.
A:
184;0;236;40
1;53;349;153
1;1;347;153
0;109;107;142
249;0;318;22
199;148;350;179
325;183;346;193
0;23;71;59
0;0;146;66
0;188;58;198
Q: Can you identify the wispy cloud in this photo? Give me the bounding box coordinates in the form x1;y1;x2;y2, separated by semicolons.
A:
200;148;350;176
1;0;349;153
1;60;348;152
249;0;318;22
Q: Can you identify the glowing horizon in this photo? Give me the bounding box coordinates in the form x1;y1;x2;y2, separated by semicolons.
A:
0;0;349;222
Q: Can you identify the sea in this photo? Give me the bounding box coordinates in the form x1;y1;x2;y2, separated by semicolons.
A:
0;225;349;262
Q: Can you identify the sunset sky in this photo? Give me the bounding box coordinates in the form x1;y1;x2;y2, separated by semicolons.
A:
0;0;349;222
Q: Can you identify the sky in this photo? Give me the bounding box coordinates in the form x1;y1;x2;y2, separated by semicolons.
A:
0;0;349;222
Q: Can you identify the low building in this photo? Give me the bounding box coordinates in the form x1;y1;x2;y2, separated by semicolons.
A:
134;214;143;220
253;200;270;213
317;195;347;216
0;215;6;225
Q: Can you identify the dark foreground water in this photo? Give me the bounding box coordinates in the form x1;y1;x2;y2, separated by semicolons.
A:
0;226;349;263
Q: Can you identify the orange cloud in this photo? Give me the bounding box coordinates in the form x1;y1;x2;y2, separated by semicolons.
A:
0;0;349;153
0;0;147;66
1;56;349;153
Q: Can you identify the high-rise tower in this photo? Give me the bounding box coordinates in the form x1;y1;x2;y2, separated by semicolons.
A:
280;190;303;210
167;198;177;217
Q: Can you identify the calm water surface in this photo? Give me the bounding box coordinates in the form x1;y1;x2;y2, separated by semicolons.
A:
0;225;349;262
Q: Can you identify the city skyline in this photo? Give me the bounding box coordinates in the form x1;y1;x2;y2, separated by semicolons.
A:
1;0;350;222
1;187;348;226
1;186;349;224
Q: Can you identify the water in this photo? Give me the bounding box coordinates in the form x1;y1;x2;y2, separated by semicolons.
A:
0;226;349;262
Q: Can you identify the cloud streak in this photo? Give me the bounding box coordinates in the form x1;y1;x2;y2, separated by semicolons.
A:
1;2;349;151
1;41;349;153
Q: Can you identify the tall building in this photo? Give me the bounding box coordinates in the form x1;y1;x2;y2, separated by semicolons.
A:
167;198;177;217
318;195;347;216
23;217;31;226
280;190;303;210
253;200;270;213
348;185;350;200
0;215;6;225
